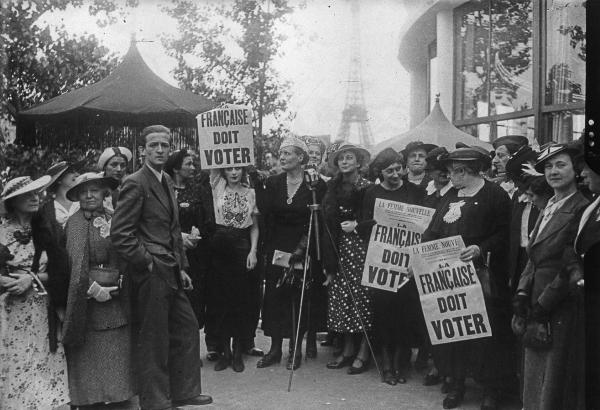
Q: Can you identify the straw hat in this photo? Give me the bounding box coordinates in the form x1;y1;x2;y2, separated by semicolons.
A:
66;172;119;202
0;175;52;214
45;160;86;191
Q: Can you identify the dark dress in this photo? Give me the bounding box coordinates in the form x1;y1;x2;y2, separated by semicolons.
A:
422;180;515;395
323;176;373;333
256;172;327;339
174;176;214;328
360;183;426;351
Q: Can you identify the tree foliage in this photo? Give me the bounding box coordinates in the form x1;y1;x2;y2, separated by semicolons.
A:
0;0;138;123
161;0;296;166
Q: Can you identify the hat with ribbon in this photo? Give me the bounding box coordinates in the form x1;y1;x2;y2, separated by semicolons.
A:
328;141;371;169
45;160;86;192
534;142;583;173
0;175;52;214
97;146;133;170
66;172;119;202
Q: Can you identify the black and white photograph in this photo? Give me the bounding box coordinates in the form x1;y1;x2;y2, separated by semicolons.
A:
0;0;596;409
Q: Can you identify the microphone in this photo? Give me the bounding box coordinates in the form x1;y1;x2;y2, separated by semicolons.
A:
304;166;320;189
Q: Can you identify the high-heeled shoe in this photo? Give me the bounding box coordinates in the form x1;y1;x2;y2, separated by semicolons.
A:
214;354;230;371
256;351;282;368
382;369;397;386
347;357;369;375
286;353;302;370
232;344;245;372
326;355;354;369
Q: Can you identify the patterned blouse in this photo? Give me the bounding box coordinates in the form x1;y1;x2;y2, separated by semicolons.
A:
210;170;258;229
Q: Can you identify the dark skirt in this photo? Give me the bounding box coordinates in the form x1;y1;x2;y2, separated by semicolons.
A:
327;231;373;333
206;225;254;339
372;280;422;347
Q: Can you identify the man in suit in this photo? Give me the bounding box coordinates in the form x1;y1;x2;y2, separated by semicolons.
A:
111;125;212;410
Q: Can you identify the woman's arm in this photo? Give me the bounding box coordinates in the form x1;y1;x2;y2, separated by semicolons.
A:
247;214;259;270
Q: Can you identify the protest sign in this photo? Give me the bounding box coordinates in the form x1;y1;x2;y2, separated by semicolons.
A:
409;235;492;345
196;104;255;169
361;198;434;292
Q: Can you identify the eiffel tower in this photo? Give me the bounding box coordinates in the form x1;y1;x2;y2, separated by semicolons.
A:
336;0;373;148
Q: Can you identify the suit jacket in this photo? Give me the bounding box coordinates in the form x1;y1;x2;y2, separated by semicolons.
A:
508;199;539;293
517;191;588;311
111;165;188;289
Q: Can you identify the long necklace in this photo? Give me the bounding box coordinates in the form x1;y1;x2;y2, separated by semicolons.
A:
286;174;303;205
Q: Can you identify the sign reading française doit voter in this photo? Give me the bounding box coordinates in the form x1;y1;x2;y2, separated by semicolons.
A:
361;198;434;292
196;104;255;169
409;235;492;345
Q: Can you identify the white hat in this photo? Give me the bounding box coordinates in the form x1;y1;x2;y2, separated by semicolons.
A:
97;147;133;170
0;175;52;214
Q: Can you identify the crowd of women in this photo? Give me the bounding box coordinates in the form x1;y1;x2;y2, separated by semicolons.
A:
0;131;597;410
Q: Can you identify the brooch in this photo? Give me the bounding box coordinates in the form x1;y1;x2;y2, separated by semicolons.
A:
443;200;466;224
180;202;190;208
93;216;111;238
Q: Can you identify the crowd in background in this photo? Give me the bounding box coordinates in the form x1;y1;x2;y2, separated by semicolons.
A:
0;129;597;410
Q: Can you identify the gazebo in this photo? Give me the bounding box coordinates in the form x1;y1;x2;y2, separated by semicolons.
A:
16;38;215;156
372;97;492;154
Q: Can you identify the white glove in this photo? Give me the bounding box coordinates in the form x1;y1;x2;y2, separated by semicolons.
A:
87;281;118;302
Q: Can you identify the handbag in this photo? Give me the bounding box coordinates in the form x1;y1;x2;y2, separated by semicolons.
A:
89;265;121;287
522;320;553;350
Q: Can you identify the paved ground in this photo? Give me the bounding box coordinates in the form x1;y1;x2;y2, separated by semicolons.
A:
199;328;522;410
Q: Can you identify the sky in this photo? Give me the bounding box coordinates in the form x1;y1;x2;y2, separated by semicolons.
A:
41;0;410;145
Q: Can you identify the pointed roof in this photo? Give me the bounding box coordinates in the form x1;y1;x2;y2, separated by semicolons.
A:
18;39;215;126
372;98;492;154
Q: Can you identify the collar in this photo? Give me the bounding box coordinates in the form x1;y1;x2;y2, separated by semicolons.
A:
457;178;485;197
146;164;163;182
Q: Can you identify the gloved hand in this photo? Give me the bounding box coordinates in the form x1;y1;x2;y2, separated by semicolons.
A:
512;293;529;317
511;314;526;337
87;281;118;302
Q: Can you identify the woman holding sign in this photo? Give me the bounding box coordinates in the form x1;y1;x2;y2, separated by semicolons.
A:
361;148;426;384
322;142;374;374
422;146;513;410
255;135;327;370
513;143;588;410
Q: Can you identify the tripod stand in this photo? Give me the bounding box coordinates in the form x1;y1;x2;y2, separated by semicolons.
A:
286;172;381;392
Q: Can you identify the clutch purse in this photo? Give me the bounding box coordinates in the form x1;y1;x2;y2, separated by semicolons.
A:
89;265;122;288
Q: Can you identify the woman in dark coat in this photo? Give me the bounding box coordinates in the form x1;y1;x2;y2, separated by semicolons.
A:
513;143;589;410
422;146;514;410
361;148;425;384
255;135;326;370
164;150;214;330
62;172;135;408
322;142;373;374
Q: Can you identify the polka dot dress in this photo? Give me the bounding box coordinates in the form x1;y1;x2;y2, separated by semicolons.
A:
327;231;374;333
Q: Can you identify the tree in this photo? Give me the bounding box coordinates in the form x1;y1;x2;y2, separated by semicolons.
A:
0;0;138;126
161;0;295;167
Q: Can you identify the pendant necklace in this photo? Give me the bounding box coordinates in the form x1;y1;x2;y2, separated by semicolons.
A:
286;175;302;205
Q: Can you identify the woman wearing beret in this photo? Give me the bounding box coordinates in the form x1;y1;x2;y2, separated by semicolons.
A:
513;143;589;410
62;172;136;408
0;175;69;409
361;148;426;384
422;146;514;410
97;146;133;212
255;135;327;370
322;142;374;374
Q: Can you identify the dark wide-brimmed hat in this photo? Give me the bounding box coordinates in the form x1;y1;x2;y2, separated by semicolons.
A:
328;142;371;168
492;135;529;154
534;142;583;173
66;172;119;202
505;145;540;182
400;141;438;158
45;160;86;192
439;146;493;170
424;146;450;172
